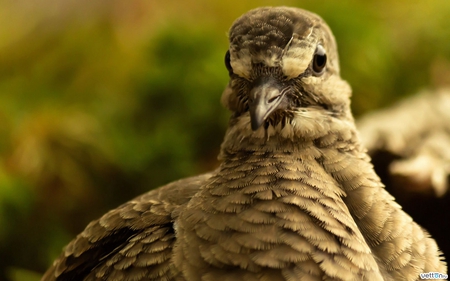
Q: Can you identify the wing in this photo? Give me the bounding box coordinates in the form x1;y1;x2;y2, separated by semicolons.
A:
42;172;214;281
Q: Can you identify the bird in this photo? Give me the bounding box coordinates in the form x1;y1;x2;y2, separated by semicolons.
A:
42;6;447;281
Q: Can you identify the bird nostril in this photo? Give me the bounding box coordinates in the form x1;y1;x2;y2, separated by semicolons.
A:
268;95;280;103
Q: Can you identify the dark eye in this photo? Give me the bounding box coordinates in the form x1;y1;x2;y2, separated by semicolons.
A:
312;45;327;75
225;50;233;75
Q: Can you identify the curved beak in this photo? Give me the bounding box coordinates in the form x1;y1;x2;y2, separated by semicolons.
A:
249;77;286;131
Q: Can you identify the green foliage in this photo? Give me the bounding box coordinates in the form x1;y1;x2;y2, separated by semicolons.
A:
0;0;448;279
0;169;33;241
7;267;41;281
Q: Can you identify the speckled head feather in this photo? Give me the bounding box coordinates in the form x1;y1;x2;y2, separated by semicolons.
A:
228;7;340;78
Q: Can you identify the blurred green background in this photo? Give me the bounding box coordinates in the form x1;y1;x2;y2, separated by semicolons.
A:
0;0;449;280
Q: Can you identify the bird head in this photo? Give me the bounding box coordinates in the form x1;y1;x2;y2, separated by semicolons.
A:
221;7;353;139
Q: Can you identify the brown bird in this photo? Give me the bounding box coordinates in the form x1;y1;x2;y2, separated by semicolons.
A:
42;6;447;281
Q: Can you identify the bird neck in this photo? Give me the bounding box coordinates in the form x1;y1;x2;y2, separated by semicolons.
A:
219;123;372;182
219;110;362;160
218;113;376;191
220;111;387;201
216;116;388;254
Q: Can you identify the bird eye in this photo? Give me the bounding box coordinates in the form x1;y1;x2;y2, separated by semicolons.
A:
312;45;327;75
225;50;233;75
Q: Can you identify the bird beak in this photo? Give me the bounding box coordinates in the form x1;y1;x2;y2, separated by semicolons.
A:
249;77;285;131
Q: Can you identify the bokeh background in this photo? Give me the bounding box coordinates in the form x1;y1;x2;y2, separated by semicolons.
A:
1;0;449;280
